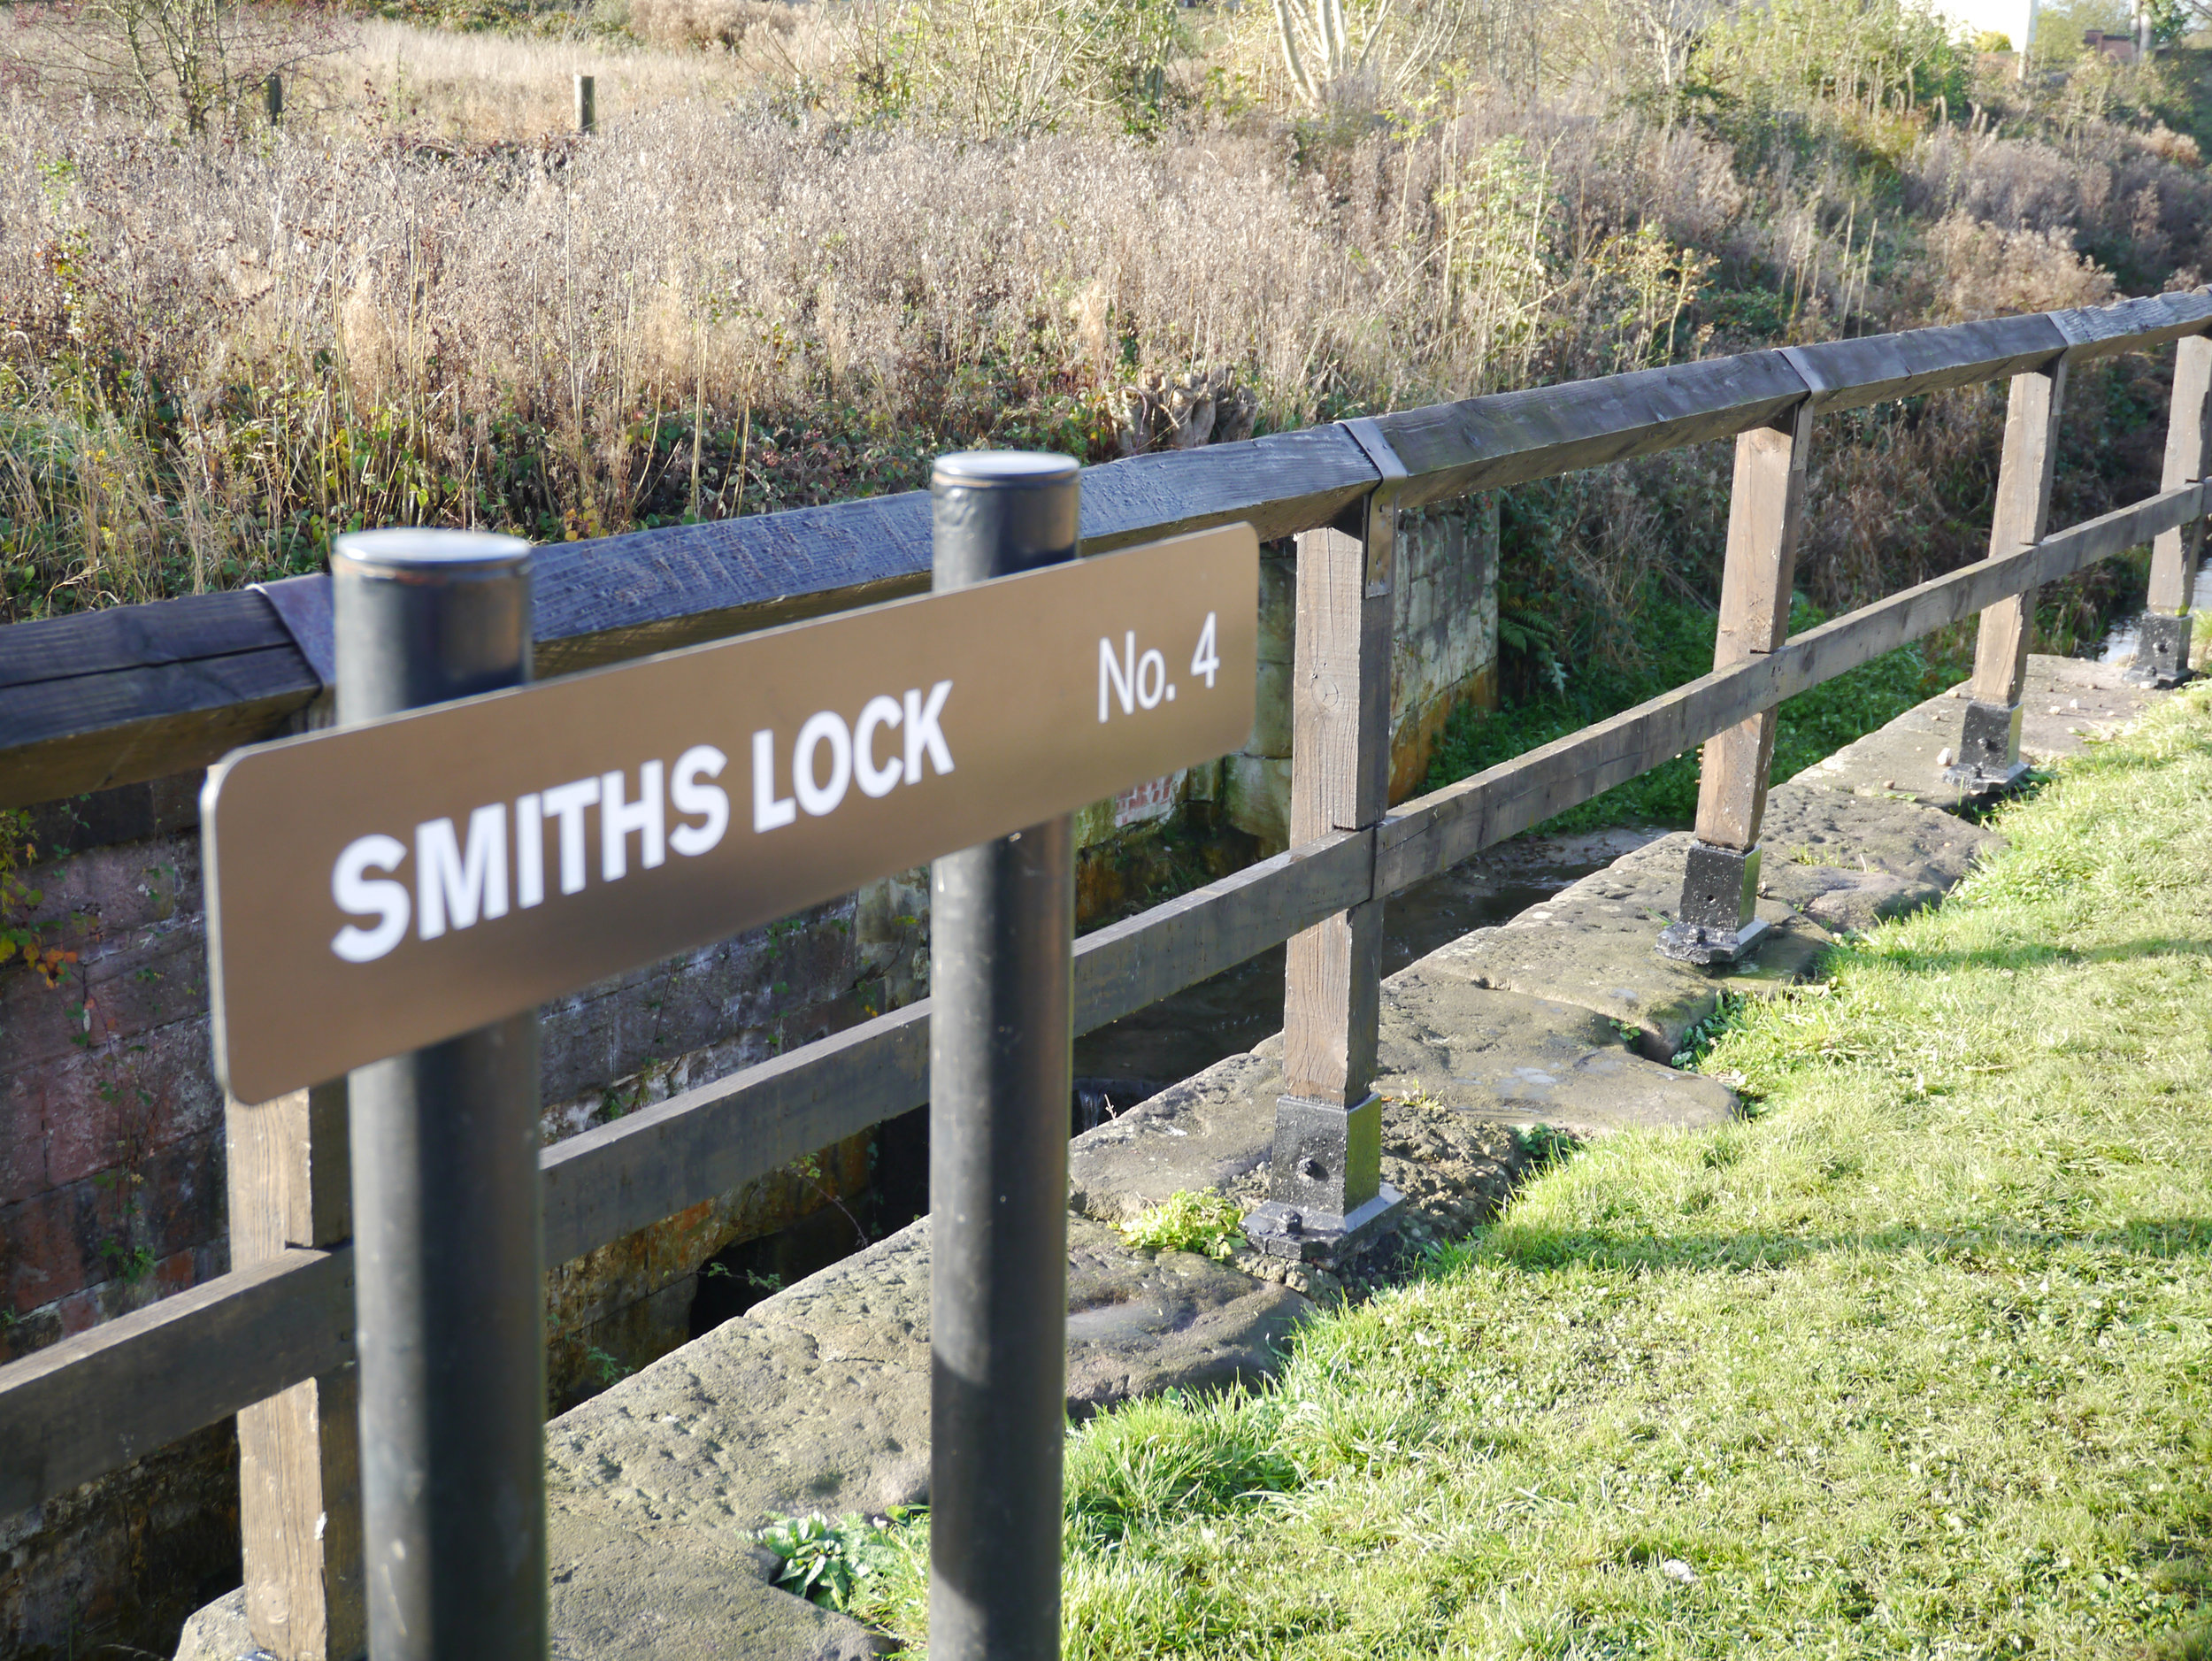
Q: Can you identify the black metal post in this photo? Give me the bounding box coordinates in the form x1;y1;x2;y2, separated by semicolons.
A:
331;529;545;1661
928;453;1079;1661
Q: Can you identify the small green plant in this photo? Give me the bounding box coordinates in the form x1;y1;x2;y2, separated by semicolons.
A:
583;1344;632;1385
1516;1123;1581;1172
1118;1189;1248;1260
1610;1019;1642;1044
96;1239;157;1284
1671;991;1747;1071
0;810;74;988
1788;842;1859;868
757;1510;918;1610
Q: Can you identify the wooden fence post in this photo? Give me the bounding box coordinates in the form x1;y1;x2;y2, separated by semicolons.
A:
227;1081;365;1661
1947;362;2068;790
574;73;595;135
1244;421;1405;1261
1659;400;1814;965
2134;332;2212;684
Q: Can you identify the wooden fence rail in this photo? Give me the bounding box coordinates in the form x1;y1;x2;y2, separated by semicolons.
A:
4;287;2210;1659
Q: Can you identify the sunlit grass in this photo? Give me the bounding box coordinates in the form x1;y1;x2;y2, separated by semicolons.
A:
855;682;2212;1657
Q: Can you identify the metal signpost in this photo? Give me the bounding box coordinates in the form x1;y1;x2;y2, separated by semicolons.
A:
330;531;545;1661
200;473;1256;1658
926;454;1077;1661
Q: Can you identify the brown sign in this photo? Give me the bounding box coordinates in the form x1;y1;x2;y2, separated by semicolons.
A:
204;526;1258;1103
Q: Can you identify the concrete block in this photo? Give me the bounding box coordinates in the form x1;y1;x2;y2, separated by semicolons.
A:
1222;754;1292;851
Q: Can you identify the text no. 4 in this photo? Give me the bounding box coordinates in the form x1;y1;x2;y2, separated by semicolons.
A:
1099;612;1219;722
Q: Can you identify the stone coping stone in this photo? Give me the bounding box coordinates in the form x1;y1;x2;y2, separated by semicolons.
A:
1416;830;1832;1062
1069;975;1737;1226
527;1214;1306;1660
1797;656;2158;808
1757;777;2002;936
179;1216;1308;1661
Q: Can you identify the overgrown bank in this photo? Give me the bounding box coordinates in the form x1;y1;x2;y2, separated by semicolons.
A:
838;683;2212;1657
6;4;2202;826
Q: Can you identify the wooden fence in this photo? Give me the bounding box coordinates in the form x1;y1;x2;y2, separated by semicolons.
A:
3;287;2208;1657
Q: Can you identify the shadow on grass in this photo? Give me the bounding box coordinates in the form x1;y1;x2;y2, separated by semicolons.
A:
1471;1216;2212;1274
1847;933;2212;975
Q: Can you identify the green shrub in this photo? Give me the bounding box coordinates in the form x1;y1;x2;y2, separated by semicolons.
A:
1118;1189;1248;1259
1695;0;1970;118
1424;591;1973;834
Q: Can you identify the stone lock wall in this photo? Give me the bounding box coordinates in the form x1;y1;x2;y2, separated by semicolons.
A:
1221;497;1501;850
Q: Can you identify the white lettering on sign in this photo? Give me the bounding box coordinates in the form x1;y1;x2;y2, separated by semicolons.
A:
794;711;852;818
541;777;600;896
516;794;546;909
331;835;410;963
854;696;902;798
752;681;956;834
904;682;956;783
602;760;665;880
418;804;508;940
667;746;728;855
324;687;958;963
1100;614;1216;721
329;754;726;965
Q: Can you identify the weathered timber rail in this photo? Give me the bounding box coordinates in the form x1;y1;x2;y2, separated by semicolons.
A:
4;289;2209;1651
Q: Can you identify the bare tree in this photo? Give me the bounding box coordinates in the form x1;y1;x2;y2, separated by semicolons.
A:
1623;0;1708;91
12;0;348;133
1270;0;1494;105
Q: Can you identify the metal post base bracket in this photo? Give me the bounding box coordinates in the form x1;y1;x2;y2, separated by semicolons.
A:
1243;1093;1405;1264
1941;699;2030;791
1656;841;1769;965
1244;1188;1406;1263
2125;611;2193;688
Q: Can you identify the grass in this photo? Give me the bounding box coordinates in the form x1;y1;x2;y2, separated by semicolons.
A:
851;681;2212;1657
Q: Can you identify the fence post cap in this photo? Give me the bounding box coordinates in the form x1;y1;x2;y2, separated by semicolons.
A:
930;450;1079;488
332;529;533;577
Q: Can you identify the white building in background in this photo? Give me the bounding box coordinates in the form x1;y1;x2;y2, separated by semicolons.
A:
1934;0;2151;64
1937;0;2038;50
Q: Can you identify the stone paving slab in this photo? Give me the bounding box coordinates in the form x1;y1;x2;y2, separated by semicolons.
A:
1415;832;1832;1060
1797;657;2159;807
548;1515;879;1661
743;1214;1312;1416
518;1214;1309;1660
1068;977;1736;1225
1758;780;2002;934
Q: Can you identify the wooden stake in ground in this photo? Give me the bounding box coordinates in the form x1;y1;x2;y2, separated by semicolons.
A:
1245;419;1407;1264
2133;331;2211;685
